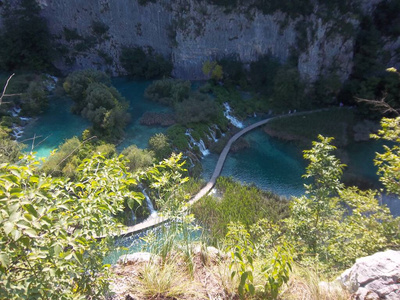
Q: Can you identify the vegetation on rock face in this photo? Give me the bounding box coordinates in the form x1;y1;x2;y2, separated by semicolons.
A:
119;46;172;79
63;69;130;141
0;0;54;72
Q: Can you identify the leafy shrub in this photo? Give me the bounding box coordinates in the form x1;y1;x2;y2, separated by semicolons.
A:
21;81;48;115
63;70;130;141
121;145;154;172
148;133;172;161
0;154;141;299
174;93;219;125
144;79;191;105
166;125;189;151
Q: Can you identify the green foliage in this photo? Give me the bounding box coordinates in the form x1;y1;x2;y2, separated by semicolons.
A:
225;222;293;299
286;135;400;269
139;153;200;268
0;0;54;71
0;127;24;164
262;244;293;299
225;222;256;298
63;70;130;141
144;79;191;105
288;136;345;254
373;0;400;37
272;67;307;109
63;69;110;106
138;0;156;6
91;20;109;37
218;57;248;88
202;60;223;81
263;108;356;147
120;46;172;79
148;133;172;161
121;144;154;172
174;93;219;125
166;125;189;151
0;154;141;299
249;55;281;96
41;137;119;178
21;81;48;115
193;177;289;242
372;116;400;195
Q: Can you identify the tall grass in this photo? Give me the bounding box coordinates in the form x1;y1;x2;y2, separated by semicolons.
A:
264;108;356;147
192;177;289;242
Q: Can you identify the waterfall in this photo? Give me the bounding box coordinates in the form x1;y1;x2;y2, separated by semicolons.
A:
223;102;244;128
185;129;210;156
11;124;24;140
207;125;218;142
139;185;157;218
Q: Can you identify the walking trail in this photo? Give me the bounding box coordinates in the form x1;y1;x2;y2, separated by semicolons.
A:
120;109;325;236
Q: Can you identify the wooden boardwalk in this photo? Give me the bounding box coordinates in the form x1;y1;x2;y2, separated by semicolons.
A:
118;110;324;237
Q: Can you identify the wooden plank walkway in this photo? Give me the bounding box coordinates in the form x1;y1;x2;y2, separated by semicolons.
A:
117;109;326;237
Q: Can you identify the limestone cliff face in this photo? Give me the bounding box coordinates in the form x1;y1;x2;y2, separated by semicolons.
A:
30;0;398;81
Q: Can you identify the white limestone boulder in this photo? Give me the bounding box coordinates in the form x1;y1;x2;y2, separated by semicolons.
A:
338;250;400;299
117;252;160;266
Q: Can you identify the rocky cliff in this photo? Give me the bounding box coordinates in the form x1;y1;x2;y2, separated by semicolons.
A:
24;0;400;81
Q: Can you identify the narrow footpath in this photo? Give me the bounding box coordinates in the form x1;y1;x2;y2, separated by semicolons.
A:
121;109;325;236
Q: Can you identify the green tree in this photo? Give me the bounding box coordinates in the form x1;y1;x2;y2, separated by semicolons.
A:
0;154;142;299
63;70;130;141
121;144;154;172
119;46;172;79
372;116;400;195
0;0;53;71
149;133;172;161
286;135;400;268
202;60;223;81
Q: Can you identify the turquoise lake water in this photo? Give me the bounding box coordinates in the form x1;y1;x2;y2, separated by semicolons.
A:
21;78;169;156
20;79;400;216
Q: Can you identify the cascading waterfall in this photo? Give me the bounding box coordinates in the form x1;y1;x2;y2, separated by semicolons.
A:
139;185;157;218
223;102;244;128
185;129;210;156
207;125;218;142
9;107;31;140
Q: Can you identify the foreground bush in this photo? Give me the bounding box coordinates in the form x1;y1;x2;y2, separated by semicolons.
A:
0;154;141;299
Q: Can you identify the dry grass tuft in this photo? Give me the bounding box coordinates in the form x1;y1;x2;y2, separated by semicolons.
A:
135;257;204;299
280;264;351;300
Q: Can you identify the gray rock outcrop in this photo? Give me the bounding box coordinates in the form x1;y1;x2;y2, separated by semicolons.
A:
338;250;400;300
2;0;399;82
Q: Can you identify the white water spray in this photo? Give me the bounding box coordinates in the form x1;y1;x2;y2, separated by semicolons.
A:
223;102;244;128
185;129;210;156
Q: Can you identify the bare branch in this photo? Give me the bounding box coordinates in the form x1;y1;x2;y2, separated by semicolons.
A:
0;73;16;106
356;96;400;116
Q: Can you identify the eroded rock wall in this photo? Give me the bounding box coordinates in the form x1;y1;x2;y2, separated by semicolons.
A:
17;0;398;81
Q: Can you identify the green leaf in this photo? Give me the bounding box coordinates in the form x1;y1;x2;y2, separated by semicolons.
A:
11;229;22;241
22;204;39;218
4;221;14;235
24;228;38;238
0;253;10;268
